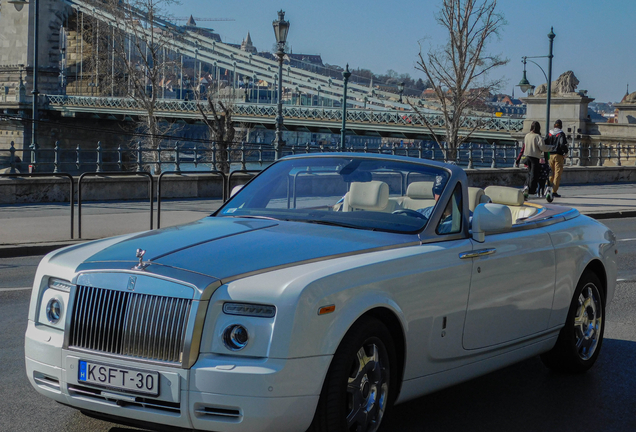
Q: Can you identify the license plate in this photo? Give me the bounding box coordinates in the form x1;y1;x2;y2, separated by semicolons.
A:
78;360;159;396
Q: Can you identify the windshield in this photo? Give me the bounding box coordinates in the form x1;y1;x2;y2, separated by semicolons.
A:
215;156;451;233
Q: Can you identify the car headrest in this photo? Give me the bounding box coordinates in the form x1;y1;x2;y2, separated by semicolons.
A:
406;181;434;199
468;187;485;211
484;186;525;206
349;181;389;211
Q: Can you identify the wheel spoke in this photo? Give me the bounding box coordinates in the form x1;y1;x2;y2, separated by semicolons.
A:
357;347;368;370
573;313;586;328
346;403;366;431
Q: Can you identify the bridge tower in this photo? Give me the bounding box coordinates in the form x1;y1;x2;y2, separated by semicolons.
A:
0;0;71;152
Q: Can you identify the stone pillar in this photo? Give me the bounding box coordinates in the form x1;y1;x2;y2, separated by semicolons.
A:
0;0;72;99
521;92;594;135
615;103;636;125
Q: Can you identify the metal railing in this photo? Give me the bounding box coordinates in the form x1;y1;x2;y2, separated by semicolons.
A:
3;139;634;175
77;172;154;239
0;172;74;239
156;170;226;229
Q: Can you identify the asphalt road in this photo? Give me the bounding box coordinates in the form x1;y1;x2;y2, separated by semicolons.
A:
1;218;635;432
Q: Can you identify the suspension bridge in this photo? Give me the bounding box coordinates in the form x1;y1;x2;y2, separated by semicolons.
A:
0;0;523;156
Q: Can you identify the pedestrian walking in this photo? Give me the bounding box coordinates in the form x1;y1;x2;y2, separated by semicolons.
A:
522;121;552;198
547;119;569;197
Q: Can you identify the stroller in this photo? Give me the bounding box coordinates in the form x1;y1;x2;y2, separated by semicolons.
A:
537;156;553;201
522;153;555;203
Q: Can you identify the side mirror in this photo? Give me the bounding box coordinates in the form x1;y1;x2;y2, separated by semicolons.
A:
472;203;512;243
230;185;244;198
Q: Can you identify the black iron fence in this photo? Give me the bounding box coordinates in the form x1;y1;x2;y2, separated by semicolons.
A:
1;139;635;174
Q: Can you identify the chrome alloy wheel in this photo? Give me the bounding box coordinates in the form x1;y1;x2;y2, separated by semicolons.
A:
573;283;603;361
346;343;389;432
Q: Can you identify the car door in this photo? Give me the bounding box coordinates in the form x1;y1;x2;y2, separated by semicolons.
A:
462;227;556;350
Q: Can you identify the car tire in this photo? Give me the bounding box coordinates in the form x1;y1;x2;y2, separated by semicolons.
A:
307;317;397;432
540;271;605;373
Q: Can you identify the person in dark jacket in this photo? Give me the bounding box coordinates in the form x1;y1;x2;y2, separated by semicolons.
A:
547;119;568;197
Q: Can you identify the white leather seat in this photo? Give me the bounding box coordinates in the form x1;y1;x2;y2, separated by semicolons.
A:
342;181;390;212
468;187;491;211
484;186;538;223
400;181;436;210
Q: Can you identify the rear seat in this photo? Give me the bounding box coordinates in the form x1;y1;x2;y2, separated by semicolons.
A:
468;187;491;211
484;186;538;223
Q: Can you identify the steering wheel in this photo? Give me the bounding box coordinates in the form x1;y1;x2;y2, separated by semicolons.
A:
392;209;428;220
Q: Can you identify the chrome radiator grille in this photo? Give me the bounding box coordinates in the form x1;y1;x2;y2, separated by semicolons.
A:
69;285;192;364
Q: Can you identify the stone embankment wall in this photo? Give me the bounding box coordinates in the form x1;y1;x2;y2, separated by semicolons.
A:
1;166;636;204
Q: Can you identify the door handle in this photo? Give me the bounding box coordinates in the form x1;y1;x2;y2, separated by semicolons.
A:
459;248;496;259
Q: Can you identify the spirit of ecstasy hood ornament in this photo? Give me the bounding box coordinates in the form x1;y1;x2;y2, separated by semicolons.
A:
134;248;149;270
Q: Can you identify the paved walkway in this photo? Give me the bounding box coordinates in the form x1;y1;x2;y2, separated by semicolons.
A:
1;183;636;257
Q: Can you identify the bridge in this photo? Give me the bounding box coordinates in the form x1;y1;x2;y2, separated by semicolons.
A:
0;0;526;154
44;95;523;140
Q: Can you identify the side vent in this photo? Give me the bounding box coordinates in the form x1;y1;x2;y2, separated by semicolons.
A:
194;405;242;423
33;372;61;393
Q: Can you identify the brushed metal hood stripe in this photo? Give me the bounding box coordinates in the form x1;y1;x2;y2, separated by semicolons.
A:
148;222;277;262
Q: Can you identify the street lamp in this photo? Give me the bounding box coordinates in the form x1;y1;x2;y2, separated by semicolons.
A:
518;27;556;136
253;73;258;104
340;64;351;151
9;0;38;169
272;10;290;160
398;81;405;103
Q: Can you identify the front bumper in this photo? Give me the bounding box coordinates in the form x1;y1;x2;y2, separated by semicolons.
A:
25;321;329;432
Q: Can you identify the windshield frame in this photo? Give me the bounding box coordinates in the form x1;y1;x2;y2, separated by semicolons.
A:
214;153;460;235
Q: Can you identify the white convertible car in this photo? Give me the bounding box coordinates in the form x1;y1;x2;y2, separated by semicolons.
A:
25;154;616;432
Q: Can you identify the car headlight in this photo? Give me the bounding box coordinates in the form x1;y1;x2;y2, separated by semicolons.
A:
37;277;73;330
45;298;63;324
48;278;74;292
223;302;276;318
222;324;249;351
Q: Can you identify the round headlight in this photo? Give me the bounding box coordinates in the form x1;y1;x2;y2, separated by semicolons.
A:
222;324;249;351
46;298;62;324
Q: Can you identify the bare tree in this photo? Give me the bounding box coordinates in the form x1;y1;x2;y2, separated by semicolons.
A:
413;0;507;161
196;87;241;173
100;0;181;171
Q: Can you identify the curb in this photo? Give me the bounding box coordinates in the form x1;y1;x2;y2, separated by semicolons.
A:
0;241;87;259
588;210;636;220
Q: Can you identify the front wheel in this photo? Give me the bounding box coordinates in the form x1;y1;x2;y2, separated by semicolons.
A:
308;317;397;432
546;191;554;203
541;272;605;373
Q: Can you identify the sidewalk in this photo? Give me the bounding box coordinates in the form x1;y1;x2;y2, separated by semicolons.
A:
1;183;636;258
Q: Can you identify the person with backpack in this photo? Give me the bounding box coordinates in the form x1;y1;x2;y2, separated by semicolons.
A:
548;119;568;197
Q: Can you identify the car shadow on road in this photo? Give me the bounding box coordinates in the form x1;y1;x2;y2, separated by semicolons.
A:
380;338;636;432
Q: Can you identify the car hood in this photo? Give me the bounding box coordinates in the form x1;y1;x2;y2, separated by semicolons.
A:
77;217;416;281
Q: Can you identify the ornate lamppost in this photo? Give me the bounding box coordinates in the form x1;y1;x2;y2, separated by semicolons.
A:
398;81;405;103
340;64;351;151
272;10;290;160
244;76;250;102
518;27;556;135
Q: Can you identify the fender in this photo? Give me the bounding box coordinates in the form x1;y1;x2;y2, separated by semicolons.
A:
313;290;408;357
546;217;616;328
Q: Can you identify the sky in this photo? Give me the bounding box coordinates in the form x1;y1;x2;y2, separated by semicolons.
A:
164;0;636;103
